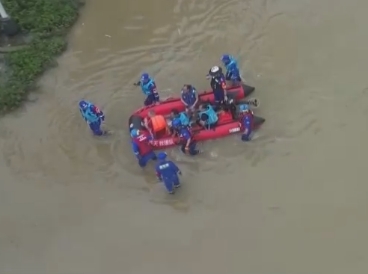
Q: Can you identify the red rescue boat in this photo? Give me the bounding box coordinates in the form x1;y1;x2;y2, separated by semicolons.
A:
128;84;265;149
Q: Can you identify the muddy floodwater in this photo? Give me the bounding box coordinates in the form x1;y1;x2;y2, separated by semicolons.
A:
2;0;368;273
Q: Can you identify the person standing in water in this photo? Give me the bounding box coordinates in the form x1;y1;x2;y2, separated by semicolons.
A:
134;73;160;106
79;100;108;136
155;152;182;194
221;54;242;86
131;129;157;167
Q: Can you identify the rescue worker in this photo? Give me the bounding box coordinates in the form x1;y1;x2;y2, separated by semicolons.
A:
180;84;198;113
133;73;160;106
144;110;170;139
79;100;108;136
131;129;157;167
155;152;182;194
208;66;228;108
239;104;255;141
221;54;242;86
198;103;218;129
171;108;190;127
172;119;200;156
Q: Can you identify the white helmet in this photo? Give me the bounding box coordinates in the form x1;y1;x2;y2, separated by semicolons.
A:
211;66;219;73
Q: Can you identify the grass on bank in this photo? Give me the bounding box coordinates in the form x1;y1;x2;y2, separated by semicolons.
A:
0;0;83;113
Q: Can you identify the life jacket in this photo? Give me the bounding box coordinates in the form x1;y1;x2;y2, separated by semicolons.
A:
132;132;152;155
81;103;99;123
199;105;218;125
140;79;154;96
150;115;167;132
181;88;197;106
178;112;190;126
210;74;226;91
225;56;238;73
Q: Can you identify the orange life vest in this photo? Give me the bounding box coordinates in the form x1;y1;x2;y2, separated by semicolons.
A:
150;115;166;132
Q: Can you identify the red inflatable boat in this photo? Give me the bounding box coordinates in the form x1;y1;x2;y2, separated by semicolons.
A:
129;84;265;149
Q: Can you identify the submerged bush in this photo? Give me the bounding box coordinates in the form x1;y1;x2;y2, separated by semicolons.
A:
0;0;82;113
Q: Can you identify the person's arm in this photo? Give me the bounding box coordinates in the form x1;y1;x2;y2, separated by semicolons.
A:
181;91;189;106
192;88;198;106
169;161;182;175
133;80;141;86
155;165;162;181
151;82;160;102
92;105;105;121
131;141;141;158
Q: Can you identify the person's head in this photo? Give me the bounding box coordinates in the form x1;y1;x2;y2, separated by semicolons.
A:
148;110;156;118
182;84;192;93
221;54;231;65
140;73;150;84
208;66;223;77
157;152;167;161
130;129;140;138
79;100;89;110
171;108;179;118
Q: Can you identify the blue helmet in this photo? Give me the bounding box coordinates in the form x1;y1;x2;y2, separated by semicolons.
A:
140;73;150;83
172;118;182;129
79;100;89;110
221;54;231;65
157;152;167;160
239;104;250;113
130;129;140;138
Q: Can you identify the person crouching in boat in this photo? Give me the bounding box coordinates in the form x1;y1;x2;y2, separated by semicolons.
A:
133;73;160;106
198;103;218;130
221;54;242;87
208;66;228;109
238;104;255;142
181;84;198;115
171;109;190;129
79;100;108;136
131;129;157;167
144;110;170;139
155;152;182;194
172;119;200;156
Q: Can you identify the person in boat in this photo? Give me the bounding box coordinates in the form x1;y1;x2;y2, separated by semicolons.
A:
238;104;255;142
144;110;170;139
198;103;219;130
79;100;108;136
181;84;198;114
172;119;200;156
221;54;242;86
131;128;157;167
155;152;182;194
171;109;190;128
133;73;160;106
208;66;228;108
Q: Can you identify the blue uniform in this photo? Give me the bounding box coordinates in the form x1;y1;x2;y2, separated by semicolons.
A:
155;154;181;194
181;86;198;109
221;55;242;83
241;111;254;141
138;73;160;106
79;100;106;136
199;105;218;129
131;129;157;167
178;126;199;155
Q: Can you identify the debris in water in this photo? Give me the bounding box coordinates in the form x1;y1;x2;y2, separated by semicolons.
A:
105;34;111;38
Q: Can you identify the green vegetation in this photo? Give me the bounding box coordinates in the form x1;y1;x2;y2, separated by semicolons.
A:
0;0;83;113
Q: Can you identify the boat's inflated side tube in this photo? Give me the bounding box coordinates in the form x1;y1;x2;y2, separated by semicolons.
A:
242;84;255;97
128;115;145;132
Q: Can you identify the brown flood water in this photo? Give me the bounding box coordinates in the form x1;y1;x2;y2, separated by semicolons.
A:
2;0;368;273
